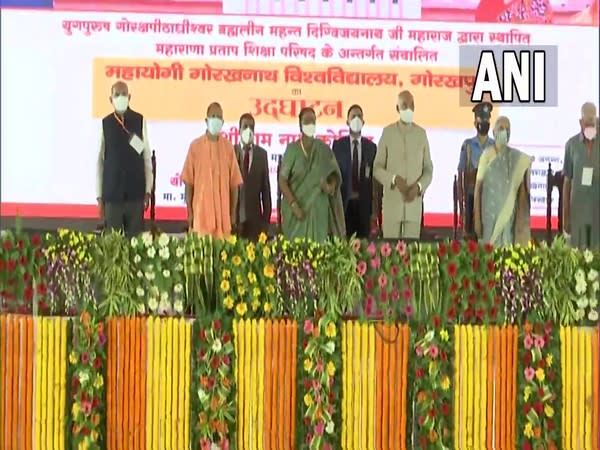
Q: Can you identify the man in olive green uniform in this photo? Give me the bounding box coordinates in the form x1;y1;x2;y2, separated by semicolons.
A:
374;90;434;239
563;102;600;249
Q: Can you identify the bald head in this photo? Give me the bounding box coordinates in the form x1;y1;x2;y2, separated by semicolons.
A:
206;102;223;120
580;102;597;129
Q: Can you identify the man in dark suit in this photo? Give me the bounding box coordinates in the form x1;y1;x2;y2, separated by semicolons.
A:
234;113;272;240
332;104;380;238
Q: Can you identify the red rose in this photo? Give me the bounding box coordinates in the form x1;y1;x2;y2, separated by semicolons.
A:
475;280;483;292
222;332;231;344
92;396;100;408
523;442;532;450
431;391;438;400
487;279;496;290
450;282;459;294
303;417;310;427
462;277;470;290
534;401;544;414
475;309;485;320
210;356;220;369
419;436;428;448
94;357;103;370
24;287;33;301
537;359;545;369
538;387;544;397
467;240;478;254
402;288;412;301
7;260;16;272
523;352;532;365
380;290;388;302
450;240;461;255
447;307;456;321
441;403;450;416
198;349;206;360
548;370;556;381
447;262;458;278
303;379;311;390
19;255;27;266
3;239;12;250
547;419;554;431
464;308;473;320
199;328;207;341
81;426;90;436
440;351;447;362
81;352;90;364
365;278;374;290
30;235;41;247
71;376;80;389
468;294;476;305
17;240;24;250
207;377;215;389
544;321;553;334
37;283;47;296
222;355;231;366
428;408;435;418
484;243;494;254
487;260;495;274
523;403;530;414
493;295;502;305
38;265;46;276
23;272;30;282
432;315;441;328
315;309;324;319
39;301;49;313
415;368;425;378
489;307;498;319
437;243;447;258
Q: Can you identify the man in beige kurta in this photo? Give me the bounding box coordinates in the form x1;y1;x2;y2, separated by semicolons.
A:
181;102;243;238
374;90;434;239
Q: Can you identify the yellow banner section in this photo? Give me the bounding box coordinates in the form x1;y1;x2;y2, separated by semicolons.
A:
92;58;489;128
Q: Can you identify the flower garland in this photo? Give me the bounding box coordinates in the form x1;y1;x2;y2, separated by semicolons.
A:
69;311;107;448
131;232;186;316
411;323;454;449
298;312;341;450
516;321;561;450
438;240;498;324
573;249;599;323
218;233;277;318
191;315;236;450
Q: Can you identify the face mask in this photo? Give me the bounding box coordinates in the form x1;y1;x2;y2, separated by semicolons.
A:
477;121;490;136
349;117;363;133
240;128;253;145
302;124;316;138
112;95;129;113
583;126;597;140
495;129;509;146
207;117;223;136
399;108;413;124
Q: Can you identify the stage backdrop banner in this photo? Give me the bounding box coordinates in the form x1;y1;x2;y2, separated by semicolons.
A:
0;10;598;225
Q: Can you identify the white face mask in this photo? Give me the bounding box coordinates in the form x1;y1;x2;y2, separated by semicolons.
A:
495;129;509;146
112;95;129;113
240;128;254;145
399;108;414;124
302;124;316;138
207;117;223;136
349;117;363;134
584;126;597;140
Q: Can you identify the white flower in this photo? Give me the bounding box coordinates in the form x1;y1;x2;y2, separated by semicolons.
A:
162;269;171;278
592;281;600;292
576;297;589;309
130;236;139;248
148;298;158;311
78;370;89;385
175;263;183;271
212;339;222;353
326;421;334;434
584;249;594;264
575;279;587;295
158;298;170;314
145;272;155;281
160;291;169;302
147;247;156;258
210;444;219;450
136;287;145;297
174;283;183;294
137;270;143;279
141;232;153;247
588;309;599;321
197;388;208;403
151;286;159;297
323;341;335;354
575;268;586;282
590;298;598;308
174;300;183;313
575;309;585;320
588;269;598;282
134;254;142;264
175;247;184;258
158;233;170;248
137;303;146;314
159;247;170;260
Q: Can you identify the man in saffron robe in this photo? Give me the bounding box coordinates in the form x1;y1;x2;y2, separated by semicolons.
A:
181;102;243;238
278;107;346;241
474;116;531;246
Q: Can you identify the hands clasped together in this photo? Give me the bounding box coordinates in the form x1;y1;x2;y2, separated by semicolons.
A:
394;176;419;202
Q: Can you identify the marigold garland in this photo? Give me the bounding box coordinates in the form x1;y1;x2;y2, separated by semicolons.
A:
516;321;561;450
191;315;236;450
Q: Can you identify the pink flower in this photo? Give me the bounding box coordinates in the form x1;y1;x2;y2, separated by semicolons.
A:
390;264;399;276
81;400;92;415
303;319;314;335
356;260;367;276
220;438;230;450
200;438;211;450
351;239;361;253
395;240;407;255
370;257;381;269
403;288;412;301
428;344;439;359
380;242;392;257
524;366;535;381
366;242;376;256
365;295;375;316
523;334;533;349
378;273;388;288
391;289;400;301
312;379;320;389
404;303;413;316
323;444;333;450
415;345;423;356
534;336;545;349
314;420;325;436
316;360;324;373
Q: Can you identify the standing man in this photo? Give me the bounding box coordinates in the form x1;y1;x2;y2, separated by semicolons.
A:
373;90;434;240
474;116;531;246
332;104;380;238
96;81;153;235
235;113;272;240
181;102;243;238
457;102;494;236
563;102;599;249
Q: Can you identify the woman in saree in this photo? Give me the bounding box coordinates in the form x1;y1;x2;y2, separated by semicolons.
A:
278;107;346;242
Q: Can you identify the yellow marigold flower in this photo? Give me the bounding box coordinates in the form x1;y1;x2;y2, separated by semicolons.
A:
91;430;99;442
441;376;450;390
523;386;532;402
428;361;436;375
247;272;257;284
263;302;272;313
223;296;234;310
544;404;554;418
232;255;242;266
246;243;255;253
220;250;228;261
439;329;449;342
251;300;260;311
258;232;267;244
303;358;312;372
93;374;104;389
69;351;78;365
236;275;243;285
222;269;231;279
263;264;275;279
303;393;313;406
266;284;275;294
545;354;553;367
220;280;230;292
237;286;246;296
326;361;336;377
227;235;237;245
535;368;545;382
236;302;248;316
252;287;261;298
325;322;336;338
523;422;533;438
262;246;271;258
247;250;256;263
72;402;81;417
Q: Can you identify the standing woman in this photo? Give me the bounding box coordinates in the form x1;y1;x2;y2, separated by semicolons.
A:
278;107;346;242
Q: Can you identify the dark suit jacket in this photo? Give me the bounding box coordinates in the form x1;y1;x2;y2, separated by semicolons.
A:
332;136;378;219
235;144;272;236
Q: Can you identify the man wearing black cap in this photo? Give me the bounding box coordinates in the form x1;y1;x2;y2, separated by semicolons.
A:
457;102;494;236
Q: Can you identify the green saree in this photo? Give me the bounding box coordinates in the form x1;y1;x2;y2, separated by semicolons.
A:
280;138;346;242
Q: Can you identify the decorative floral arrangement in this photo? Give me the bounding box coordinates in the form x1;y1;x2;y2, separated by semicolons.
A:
411;323;454;449
516;321;561;450
44;229;96;315
496;244;543;324
408;243;441;323
0;228;47;314
438;240;498;324
191;316;236;450
182;233;220;314
298;312;341;450
572;249;599;323
131;232;186;316
354;239;412;321
218;233;277;318
69;311;107;449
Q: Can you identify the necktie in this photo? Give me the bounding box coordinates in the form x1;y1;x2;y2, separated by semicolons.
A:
243;146;250;175
352;139;359;192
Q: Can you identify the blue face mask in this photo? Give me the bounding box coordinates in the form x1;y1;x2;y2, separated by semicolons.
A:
495;129;509;146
